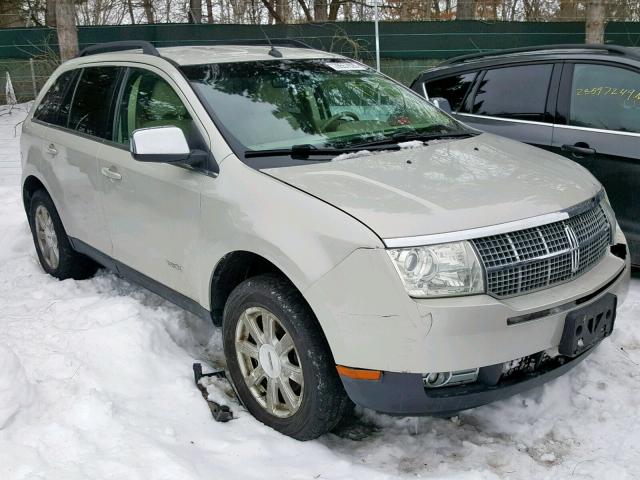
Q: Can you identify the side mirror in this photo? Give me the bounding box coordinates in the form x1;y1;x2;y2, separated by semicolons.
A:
131;126;191;163
431;97;453;115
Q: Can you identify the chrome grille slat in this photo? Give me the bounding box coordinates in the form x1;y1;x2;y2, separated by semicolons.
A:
473;201;611;298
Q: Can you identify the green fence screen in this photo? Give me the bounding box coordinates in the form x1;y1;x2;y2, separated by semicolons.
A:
1;21;639;100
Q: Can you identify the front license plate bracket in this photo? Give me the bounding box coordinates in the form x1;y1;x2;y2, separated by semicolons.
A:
559;293;617;357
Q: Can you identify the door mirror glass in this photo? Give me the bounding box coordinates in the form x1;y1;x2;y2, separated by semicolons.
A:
130;126;191;163
431;97;452;114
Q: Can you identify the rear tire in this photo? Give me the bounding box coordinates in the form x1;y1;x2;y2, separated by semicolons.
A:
223;273;351;440
28;189;98;280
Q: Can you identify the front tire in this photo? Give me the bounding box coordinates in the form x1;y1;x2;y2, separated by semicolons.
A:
28;189;98;280
223;273;351;440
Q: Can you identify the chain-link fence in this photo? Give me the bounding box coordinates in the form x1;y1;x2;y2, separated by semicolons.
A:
1;58;56;103
2;20;640;102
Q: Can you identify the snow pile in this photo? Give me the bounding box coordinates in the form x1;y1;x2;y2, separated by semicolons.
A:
333;149;373;161
398;140;425;149
1;106;640;479
0;344;31;429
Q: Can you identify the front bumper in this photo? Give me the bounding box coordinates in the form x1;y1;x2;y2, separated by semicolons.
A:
340;345;595;416
304;228;629;415
306;245;629;374
303;223;631;415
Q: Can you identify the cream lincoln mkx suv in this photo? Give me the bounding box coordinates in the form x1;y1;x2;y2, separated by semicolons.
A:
21;41;630;440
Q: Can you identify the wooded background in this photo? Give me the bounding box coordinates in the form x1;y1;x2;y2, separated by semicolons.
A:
0;1;636;101
1;1;636;27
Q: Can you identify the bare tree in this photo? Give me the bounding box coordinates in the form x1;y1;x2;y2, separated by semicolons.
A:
126;0;135;24
296;0;313;21
141;0;155;23
0;0;24;27
456;0;475;19
189;0;202;22
585;0;605;43
314;0;327;21
260;0;284;22
205;0;214;22
45;0;57;26
55;0;78;60
559;0;577;21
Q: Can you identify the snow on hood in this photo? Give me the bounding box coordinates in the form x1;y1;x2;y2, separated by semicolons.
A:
263;133;601;240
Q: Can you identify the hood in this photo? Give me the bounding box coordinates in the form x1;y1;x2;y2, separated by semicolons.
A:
262;134;601;241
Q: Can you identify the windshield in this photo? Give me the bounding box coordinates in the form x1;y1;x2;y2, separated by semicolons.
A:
182;59;468;157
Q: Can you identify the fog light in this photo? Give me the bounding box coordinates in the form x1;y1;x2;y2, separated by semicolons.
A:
423;368;479;389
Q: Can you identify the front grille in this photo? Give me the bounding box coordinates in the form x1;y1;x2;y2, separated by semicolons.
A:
472;198;612;298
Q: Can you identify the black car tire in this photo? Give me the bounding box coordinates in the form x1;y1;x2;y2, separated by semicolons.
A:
28;189;98;280
223;273;352;440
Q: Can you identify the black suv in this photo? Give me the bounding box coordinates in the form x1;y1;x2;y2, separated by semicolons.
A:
411;44;640;267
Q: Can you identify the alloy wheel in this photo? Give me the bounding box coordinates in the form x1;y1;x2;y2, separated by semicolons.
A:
34;205;59;270
234;306;304;418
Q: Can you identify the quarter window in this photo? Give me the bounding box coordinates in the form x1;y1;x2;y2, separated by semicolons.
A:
569;64;640;134
115;69;192;145
68;67;122;139
33;70;78;126
424;72;476;112
472;64;553;121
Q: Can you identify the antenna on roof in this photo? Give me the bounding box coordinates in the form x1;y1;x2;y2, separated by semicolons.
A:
258;25;283;58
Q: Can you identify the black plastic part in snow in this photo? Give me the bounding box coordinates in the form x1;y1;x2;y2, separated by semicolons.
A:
193;363;234;423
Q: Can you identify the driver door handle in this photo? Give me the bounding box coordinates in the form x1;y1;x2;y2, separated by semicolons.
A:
46;144;58;156
101;166;122;181
561;143;596;157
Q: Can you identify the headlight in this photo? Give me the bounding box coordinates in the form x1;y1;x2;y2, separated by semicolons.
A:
387;241;485;298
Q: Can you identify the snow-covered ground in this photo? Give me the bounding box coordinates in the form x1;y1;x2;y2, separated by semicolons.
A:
1;104;639;480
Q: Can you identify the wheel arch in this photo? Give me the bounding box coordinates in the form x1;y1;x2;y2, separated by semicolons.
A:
209;250;316;328
22;175;48;213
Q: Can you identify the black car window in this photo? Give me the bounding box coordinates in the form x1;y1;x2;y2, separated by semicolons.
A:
67;66;122;140
33;70;78;126
472;64;553;121
569;64;640;134
115;68;193;146
424;72;476;112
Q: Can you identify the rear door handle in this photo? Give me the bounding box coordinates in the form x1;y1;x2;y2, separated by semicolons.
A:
101;166;122;181
46;144;58;156
561;143;596;157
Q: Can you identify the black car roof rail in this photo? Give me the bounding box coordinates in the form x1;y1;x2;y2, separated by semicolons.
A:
77;40;160;58
441;44;640;65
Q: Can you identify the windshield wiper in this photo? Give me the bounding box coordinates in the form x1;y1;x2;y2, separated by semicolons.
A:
346;129;477;149
244;143;400;159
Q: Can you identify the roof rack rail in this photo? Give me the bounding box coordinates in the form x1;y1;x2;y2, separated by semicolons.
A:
441;44;640;65
77;41;160;58
206;39;314;49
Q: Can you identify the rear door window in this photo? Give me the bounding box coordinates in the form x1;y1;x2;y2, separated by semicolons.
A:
569;64;640;134
472;64;553;121
424;72;477;112
67;66;122;140
33;70;78;126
